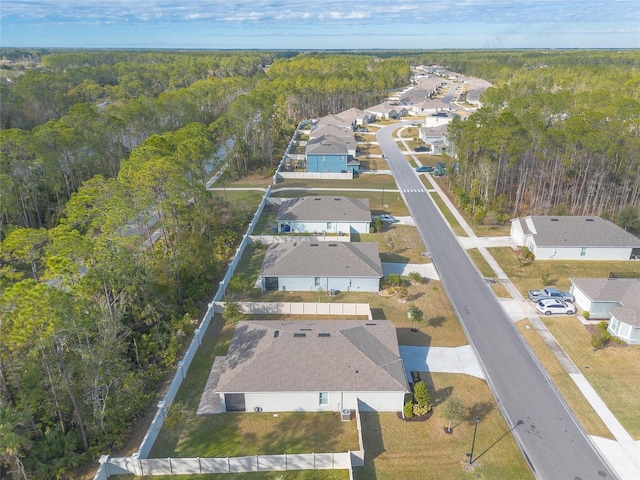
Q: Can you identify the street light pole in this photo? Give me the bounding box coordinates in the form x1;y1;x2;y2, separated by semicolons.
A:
381;186;385;207
468;416;481;465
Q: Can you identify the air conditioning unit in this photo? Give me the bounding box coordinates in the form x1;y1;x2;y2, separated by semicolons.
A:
341;409;351;421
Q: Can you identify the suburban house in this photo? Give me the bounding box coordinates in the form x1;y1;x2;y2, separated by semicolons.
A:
259;241;382;292
305;134;351;173
336;107;376;126
570;278;640;344
418;123;451;155
366;102;408;120
510;216;640;260
276;196;371;234
200;320;410;413
315;113;353;130
309;124;357;157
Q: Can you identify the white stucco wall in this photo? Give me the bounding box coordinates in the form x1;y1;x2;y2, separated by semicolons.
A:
278;221;370;234
276;276;380;293
608;316;640;344
509;221;527;246
532;246;633;261
570;284;620;319
241;391;404;413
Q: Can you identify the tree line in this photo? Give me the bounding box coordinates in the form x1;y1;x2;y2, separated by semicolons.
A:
0;49;410;479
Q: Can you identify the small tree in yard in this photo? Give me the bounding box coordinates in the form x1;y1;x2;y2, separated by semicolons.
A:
222;300;243;324
442;397;464;433
408;305;424;331
385;273;402;288
408;271;423;284
403;401;414;419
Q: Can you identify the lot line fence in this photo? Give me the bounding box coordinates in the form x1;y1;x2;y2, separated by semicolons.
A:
214;302;372;319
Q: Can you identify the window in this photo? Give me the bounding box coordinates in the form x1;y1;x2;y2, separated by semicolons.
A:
580;247;587;257
314;277;320;287
319;392;328;405
327;222;332;229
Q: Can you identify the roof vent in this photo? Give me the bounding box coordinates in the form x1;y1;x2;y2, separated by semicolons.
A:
586;218;594;222
274;330;280;338
300;328;312;331
365;323;377;326
314;198;321;201
318;333;331;337
310;243;319;247
551;218;559;222
329;244;337;247
334;198;341;201
293;333;306;338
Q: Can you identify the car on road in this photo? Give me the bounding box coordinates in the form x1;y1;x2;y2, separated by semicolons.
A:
536;298;576;316
416;165;434;173
528;287;573;303
411;121;421;126
377;214;398;223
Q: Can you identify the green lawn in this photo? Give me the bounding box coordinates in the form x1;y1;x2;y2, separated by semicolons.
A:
488;247;640;295
153;411;359;458
355;374;534;480
515;319;615;440
542;317;640;438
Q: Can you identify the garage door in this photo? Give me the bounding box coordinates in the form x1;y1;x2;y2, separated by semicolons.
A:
224;393;246;412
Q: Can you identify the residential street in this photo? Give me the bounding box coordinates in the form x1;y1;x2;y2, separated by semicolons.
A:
376;124;618;480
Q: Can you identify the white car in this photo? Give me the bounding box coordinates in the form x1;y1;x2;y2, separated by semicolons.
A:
536;298;576;316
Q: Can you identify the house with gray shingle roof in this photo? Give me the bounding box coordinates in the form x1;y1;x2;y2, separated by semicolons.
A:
276;196;371;234
570;278;640;344
308;125;356;156
305;134;359;173
259;241;382;292
199;320;409;413
510;216;640;261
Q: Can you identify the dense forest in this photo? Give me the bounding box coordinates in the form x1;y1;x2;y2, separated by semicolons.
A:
0;49;410;479
1;48;640;478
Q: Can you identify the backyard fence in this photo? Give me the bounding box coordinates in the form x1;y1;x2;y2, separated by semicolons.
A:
98;452;353;477
276;171;353;181
249;234;351;244
214;302;372;318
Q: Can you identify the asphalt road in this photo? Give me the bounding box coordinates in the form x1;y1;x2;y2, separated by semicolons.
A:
377;124;617;480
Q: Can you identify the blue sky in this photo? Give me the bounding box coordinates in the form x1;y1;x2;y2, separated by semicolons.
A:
1;0;639;49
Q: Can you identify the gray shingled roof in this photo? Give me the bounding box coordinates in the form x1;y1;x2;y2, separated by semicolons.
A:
260;241;382;278
309;124;353;140
214;320;409;393
571;277;640;327
305;134;349;155
518;216;640;248
277;196;370;223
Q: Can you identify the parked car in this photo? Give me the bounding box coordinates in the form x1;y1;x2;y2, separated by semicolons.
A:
415;146;429;152
536;299;576;316
377;214;398;223
411;121;421;126
416;165;434;173
528;287;574;303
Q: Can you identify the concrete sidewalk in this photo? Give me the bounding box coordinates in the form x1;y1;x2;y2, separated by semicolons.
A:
423;173;640;480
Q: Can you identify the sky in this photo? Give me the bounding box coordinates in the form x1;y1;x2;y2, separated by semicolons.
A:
1;0;639;50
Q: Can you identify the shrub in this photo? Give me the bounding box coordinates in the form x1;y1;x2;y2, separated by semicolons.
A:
413;404;431;416
413;380;431;408
408;271;423;284
403;401;414;419
540;271;550;286
372;217;383;232
583;311;590;319
385;273;402;288
591;322;613;351
519;246;535;262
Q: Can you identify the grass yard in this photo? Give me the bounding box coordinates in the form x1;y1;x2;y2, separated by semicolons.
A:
488;247;640;295
211;188;268;205
153;411;359;458
355;374;534;480
542;317;640;438
515;320;614;439
357;224;428;263
358;157;389;171
270;174;398;193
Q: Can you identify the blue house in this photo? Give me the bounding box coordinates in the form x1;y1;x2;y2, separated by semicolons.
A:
305;134;358;174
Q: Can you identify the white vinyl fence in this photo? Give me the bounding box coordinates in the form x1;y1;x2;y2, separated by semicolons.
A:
214;301;372;318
